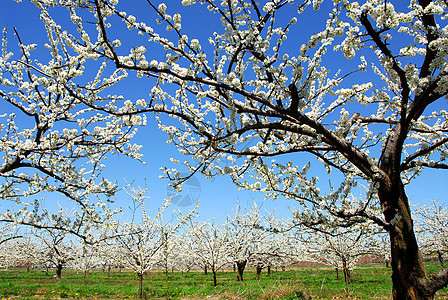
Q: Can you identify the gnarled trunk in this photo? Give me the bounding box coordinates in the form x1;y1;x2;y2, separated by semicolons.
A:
380;178;448;299
437;251;444;267
235;260;247;281
377;118;448;299
255;262;263;280
55;263;63;279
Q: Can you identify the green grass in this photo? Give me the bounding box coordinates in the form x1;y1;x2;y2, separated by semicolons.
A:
0;262;447;299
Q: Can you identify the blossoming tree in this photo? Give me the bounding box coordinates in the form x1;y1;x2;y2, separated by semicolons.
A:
111;185;196;298
298;224;379;293
415;200;448;266
0;16;143;233
34;225;74;279
7;0;448;298
66;243;102;284
0;235;45;270
182;219;231;286
225;203;271;281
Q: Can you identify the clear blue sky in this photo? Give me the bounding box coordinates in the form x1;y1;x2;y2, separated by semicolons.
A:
1;0;446;224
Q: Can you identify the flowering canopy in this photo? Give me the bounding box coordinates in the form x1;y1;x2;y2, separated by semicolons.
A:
2;0;448;298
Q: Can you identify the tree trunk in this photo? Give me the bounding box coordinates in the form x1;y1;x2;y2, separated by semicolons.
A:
267;265;271;275
437;251;444;267
343;265;350;294
138;273;144;298
379;177;446;299
204;264;208;275
107;264;111;277
235;260;247;281
335;267;339;279
255;263;263;280
83;270;87;284
55;263;63;279
212;266;217;287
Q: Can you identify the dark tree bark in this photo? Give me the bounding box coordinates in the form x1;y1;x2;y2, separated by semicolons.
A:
255;262;263;280
343;264;351;293
379;180;431;299
137;273;144;298
378;136;448;299
438;252;444;267
212;265;217;287
235;260;247;281
55;263;63;279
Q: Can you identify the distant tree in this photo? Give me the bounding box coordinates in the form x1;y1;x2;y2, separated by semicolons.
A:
183;219;231;286
3;235;45;271
415;200;448;267
112;185;196;298
225;203;270;281
34;227;74;279
97;241;126;276
67;243;101;284
301;224;378;293
158;231;181;275
371;233;392;268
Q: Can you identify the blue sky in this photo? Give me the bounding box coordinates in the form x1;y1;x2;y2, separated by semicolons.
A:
1;0;447;224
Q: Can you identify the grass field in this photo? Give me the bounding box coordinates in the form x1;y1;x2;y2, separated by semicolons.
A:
0;263;447;299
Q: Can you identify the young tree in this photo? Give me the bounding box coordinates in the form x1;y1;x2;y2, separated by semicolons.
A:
302;225;378;293
225;203;270;281
34;227;74;279
371;232;392;268
183;219;231;286
67;243;101;284
112;185;196;298
96;241;116;276
158;231;181;275
11;0;448;298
